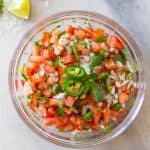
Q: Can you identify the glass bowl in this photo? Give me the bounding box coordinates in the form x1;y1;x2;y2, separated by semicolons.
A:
8;10;146;148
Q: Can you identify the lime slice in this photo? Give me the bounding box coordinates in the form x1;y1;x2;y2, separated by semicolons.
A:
8;0;30;19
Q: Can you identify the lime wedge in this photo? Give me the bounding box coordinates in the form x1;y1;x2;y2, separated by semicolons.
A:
8;0;30;19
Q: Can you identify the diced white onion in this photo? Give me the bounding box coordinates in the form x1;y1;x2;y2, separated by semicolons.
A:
58;38;69;46
116;61;123;68
126;61;134;73
113;99;118;104
82;56;91;62
23;82;33;95
115;81;121;88
53;93;66;99
80;63;91;75
39;68;45;77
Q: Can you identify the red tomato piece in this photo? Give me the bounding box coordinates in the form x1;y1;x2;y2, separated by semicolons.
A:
105;59;118;70
65;96;76;107
65;123;75;132
40;32;50;43
57;66;64;77
62;55;75;64
41;49;51;59
43;117;55;126
49;49;56;60
66;25;75;34
44;65;55;74
119;92;128;104
93;109;102;124
103;108;111;124
107;36;123;50
55;115;69;126
93;28;104;39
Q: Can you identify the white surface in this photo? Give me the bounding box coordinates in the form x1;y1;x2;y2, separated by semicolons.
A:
0;0;150;150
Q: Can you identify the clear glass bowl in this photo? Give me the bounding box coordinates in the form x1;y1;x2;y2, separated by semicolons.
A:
8;10;146;148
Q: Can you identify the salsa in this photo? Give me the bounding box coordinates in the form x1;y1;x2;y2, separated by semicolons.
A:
20;25;135;132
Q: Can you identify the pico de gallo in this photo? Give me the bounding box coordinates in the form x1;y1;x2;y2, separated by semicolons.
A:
20;25;135;133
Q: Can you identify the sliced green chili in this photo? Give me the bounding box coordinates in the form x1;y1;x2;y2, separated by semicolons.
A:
39;97;47;104
56;107;64;116
83;112;93;121
63;79;84;97
66;66;85;80
54;56;60;67
113;103;122;111
52;84;60;94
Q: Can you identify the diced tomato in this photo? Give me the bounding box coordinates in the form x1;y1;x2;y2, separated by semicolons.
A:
84;27;94;39
56;125;66;131
62;55;75;65
45;109;55;118
75;29;86;40
92;43;101;54
26;62;38;70
47;76;58;86
87;122;100;130
30;56;44;63
43;89;52;98
80;48;90;56
65;96;76;107
65;123;75;132
103;108;111;123
48;107;56;116
40;32;50;43
93;28;104;39
28;103;35;112
41;49;51;59
32;45;40;56
85;32;93;39
66;25;75;34
111;109;127;122
107;36;123;50
120;85;127;92
105;59;118;70
119;92;128;104
55;115;69;126
75;117;84;130
38;105;47;117
111;110;121;121
48;49;56;60
86;95;96;106
49;98;58;107
44;65;55;74
37;82;48;90
32;95;38;106
43;117;55;126
93;109;101;124
70;115;76;124
70;115;84;130
57;66;64;77
30;73;42;84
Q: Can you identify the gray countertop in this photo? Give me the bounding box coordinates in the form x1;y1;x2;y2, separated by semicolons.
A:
0;0;150;150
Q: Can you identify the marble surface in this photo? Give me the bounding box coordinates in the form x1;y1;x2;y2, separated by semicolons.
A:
0;0;150;150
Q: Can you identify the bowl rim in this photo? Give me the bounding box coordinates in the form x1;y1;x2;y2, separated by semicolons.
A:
8;10;146;148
